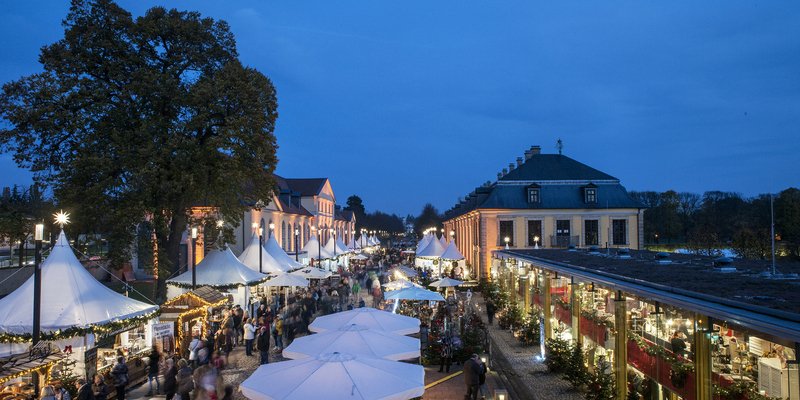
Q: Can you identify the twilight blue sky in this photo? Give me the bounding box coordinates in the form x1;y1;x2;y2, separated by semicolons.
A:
1;1;799;216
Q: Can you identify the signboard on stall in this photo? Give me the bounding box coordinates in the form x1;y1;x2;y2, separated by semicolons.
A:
151;322;175;354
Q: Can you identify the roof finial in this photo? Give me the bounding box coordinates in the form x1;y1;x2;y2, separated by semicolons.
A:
556;138;563;155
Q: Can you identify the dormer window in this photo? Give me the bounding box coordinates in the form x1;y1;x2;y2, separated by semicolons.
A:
527;183;540;204
583;183;597;204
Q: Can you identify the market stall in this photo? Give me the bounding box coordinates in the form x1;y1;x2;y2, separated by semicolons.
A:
166;247;267;308
0;231;159;391
160;286;230;359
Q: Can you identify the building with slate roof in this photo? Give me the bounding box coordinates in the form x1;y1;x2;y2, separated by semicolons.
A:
442;145;644;279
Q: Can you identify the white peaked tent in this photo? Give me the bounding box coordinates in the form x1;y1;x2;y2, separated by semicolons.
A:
265;235;304;270
309;307;420;335
440;241;465;261
416;235;446;258
238;234;287;274
374;235;381;245
323;237;340;257
262;273;310;288
347;238;358;251
335;237;350;254
368;235;378;246
303;235;333;261
357;235;371;249
0;231;158;336
167;248;266;307
240;352;425;400
438;234;447;247
415;234;432;254
282;324;420;361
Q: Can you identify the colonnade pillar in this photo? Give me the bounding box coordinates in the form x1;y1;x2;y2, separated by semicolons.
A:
614;290;628;400
543;272;553;341
570;278;581;345
693;313;713;400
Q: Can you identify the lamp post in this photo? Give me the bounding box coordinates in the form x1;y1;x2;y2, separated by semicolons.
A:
269;222;275;239
316;226;322;267
252;223;263;274
331;229;336;258
534;235;540;250
449;230;455;243
294;228;300;262
32;222;44;400
504;236;510;249
191;227;198;289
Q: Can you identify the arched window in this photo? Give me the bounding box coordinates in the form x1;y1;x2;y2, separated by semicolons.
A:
282;221;287;250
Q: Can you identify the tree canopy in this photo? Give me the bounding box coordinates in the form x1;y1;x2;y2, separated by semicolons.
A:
0;0;279;301
413;203;442;237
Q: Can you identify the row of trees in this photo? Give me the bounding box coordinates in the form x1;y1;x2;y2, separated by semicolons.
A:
344;195;406;234
631;188;800;259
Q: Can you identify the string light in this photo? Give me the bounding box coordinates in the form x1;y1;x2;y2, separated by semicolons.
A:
53;210;70;227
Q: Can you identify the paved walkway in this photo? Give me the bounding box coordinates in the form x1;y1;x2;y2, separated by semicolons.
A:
472;293;583;400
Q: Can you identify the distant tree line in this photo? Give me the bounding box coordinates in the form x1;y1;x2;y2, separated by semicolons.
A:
630;188;800;260
344;195;406;235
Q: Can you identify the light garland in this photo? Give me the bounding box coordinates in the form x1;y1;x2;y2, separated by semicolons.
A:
0;358;59;385
0;310;160;343
166;277;269;291
167;292;229;348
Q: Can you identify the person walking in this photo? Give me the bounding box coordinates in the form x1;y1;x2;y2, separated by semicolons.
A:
243;317;256;356
438;335;453;373
463;353;482;400
478;356;488;399
486;301;496;325
40;386;57;400
272;315;284;351
162;359;177;400
257;326;270;364
146;349;160;395
111;356;129;400
188;334;201;368
352;280;360;300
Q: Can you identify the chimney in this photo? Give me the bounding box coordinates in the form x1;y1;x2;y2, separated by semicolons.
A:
516;157;523;167
530;145;541;155
524;150;532;160
502;168;508;175
497;172;503;180
508;163;515;171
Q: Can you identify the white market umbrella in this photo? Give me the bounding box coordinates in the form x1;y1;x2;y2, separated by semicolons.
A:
238;234;287;274
290;267;332;280
282;324;420;361
384;286;445;302
440;241;465;261
390;265;418;278
240;352;424;400
309;307;420;335
168;248;267;288
0;231;158;336
428;277;464;288
265;235;304;270
303;235;333;260
262;273;309;288
350;254;368;261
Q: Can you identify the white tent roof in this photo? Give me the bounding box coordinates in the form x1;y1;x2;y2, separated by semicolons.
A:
438;234;447;247
382;279;419;291
168;248;266;288
334;237;350;254
357;235;371;248
415;234;431;253
290;267;332;280
0;231;158;336
416;235;446;258
240;352;424;400
347;238;358;250
440;241;465;261
282;324;420;361
265;235;304;270
384;286;445;302
323;237;347;257
309;307;420;335
350;253;368;261
238;234;288;274
303;235;333;260
262;273;309;287
428;277;464;288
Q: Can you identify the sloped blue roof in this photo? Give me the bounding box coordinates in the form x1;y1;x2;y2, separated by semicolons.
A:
480;183;643;210
500;154;617;181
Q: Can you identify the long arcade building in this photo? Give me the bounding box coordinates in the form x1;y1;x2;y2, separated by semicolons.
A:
493;249;800;400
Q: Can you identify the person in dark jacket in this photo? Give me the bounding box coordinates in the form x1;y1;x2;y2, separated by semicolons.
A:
146;350;160;395
486;301;496;325
162;359;177;400
91;374;108;400
111;357;128;400
75;378;93;400
257;326;270;365
176;359;194;400
463;354;481;400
